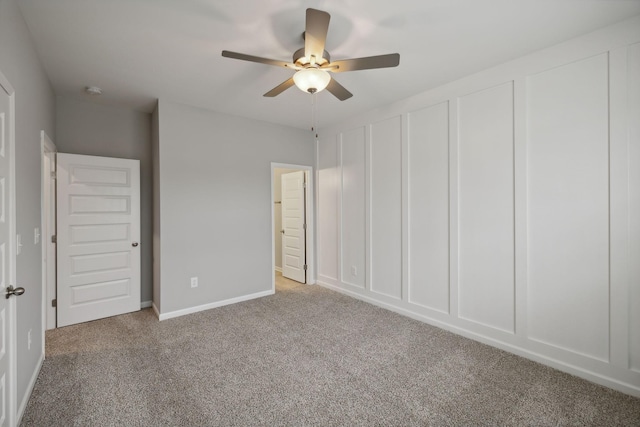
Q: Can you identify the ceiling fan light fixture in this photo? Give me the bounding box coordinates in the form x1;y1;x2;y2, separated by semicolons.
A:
293;68;331;94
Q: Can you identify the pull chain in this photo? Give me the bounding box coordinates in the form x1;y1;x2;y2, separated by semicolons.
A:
310;93;319;138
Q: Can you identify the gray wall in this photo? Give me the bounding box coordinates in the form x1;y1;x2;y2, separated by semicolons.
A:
0;0;56;410
56;96;153;303
155;100;313;314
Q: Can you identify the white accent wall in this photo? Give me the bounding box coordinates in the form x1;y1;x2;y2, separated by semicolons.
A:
153;101;313;317
316;16;640;396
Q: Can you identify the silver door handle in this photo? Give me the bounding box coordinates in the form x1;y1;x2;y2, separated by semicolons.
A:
132;242;139;247
6;285;25;299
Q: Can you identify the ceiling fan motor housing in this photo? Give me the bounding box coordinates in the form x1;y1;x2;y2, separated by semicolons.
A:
293;47;330;67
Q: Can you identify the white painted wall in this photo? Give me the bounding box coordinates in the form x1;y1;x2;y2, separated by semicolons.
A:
55;97;153;304
316;16;640;397
0;0;56;416
154;101;313;317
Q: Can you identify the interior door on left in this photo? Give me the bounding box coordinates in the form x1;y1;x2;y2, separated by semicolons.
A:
0;74;16;427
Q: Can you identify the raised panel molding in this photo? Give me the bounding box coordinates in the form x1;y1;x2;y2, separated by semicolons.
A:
340;128;366;288
407;102;450;313
526;54;610;362
370;116;402;299
316;19;640;396
457;82;515;333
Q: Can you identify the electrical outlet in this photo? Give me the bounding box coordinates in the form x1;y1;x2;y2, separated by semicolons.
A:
190;277;198;288
34;227;40;244
351;265;357;276
28;329;32;350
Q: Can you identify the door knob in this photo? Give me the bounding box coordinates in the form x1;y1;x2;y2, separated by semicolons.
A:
5;285;25;299
132;242;139;247
281;230;285;234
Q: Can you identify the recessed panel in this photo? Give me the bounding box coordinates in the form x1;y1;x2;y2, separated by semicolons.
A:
70;195;130;215
341;127;366;288
0;309;5;361
371;116;402;299
71;279;130;306
284;218;301;230
458;82;515;333
629;43;640;372
0;244;4;288
527;54;609;361
71;251;130;275
70;165;130;187
0;112;5;158
285;255;301;268
408;102;450;313
0;373;5;425
71;223;130;245
318;137;339;280
0;177;4;223
284;235;300;249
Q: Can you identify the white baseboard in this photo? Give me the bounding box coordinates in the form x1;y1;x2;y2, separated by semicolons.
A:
316;279;640;398
140;300;152;309
157;289;274;321
274;266;282;273
17;351;44;425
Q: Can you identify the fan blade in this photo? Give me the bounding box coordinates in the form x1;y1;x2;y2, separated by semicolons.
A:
326;77;353;101
263;77;296;97
222;51;294;69
304;8;330;62
329;53;400;73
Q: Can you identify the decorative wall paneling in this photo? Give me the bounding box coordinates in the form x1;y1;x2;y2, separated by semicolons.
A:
315;18;640;397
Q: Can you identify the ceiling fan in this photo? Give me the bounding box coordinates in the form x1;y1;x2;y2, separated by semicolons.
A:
221;8;400;101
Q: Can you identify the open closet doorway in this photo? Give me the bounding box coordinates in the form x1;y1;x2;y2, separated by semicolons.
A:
271;163;315;292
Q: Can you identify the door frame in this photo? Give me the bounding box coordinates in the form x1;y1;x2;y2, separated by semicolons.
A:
41;132;56;331
271;162;315;291
0;69;17;427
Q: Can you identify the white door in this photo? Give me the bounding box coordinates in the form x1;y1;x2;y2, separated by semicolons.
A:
281;171;306;283
0;75;17;427
57;153;141;327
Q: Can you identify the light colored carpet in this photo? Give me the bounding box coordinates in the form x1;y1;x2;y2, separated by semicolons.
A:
21;274;640;426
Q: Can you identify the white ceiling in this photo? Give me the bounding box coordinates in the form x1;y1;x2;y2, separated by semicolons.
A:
18;0;640;130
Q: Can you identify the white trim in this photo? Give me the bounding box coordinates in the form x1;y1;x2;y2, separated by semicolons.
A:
40;131;57;334
316;279;640;398
1;68;17;427
16;352;43;425
140;300;152;309
270;162;316;292
274;266;282;273
157;290;274;321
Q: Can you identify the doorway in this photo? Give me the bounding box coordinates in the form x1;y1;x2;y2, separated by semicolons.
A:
41;131;57;330
271;163;315;291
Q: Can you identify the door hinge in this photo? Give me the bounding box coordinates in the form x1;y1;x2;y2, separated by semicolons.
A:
303;264;307;271
303;223;307;230
51;235;57;244
51;298;57;308
50;171;56;179
303;181;306;189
